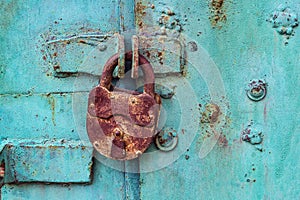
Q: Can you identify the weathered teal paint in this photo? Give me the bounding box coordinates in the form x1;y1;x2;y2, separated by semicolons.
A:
1;0;300;200
0;139;93;184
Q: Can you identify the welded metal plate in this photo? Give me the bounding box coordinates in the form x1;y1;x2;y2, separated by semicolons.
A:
0;139;93;184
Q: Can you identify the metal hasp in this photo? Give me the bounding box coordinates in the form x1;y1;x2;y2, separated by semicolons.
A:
0;139;93;185
86;51;161;160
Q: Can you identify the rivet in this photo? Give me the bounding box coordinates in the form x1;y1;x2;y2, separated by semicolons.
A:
113;128;123;138
246;79;267;101
187;41;198;52
156;85;175;99
94;141;100;149
155;128;178;151
98;44;107;51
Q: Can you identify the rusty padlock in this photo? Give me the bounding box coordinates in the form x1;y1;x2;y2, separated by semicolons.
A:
86;52;161;160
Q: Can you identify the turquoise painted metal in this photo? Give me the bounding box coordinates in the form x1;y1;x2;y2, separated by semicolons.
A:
0;139;93;184
0;0;299;199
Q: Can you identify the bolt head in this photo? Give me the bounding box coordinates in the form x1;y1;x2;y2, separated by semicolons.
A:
155;128;178;151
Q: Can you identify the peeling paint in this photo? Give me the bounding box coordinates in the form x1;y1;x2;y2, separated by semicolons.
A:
241;124;263;151
135;1;148;30
201;103;221;124
209;0;227;28
157;6;183;32
267;5;298;37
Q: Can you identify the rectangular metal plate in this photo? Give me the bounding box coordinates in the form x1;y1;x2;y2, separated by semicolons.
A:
0;139;93;184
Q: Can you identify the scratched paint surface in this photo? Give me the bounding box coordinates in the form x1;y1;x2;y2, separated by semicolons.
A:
136;0;300;200
1;0;300;200
0;0;127;199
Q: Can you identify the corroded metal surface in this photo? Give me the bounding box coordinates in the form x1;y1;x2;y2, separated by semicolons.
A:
1;0;300;199
0;139;93;184
87;52;161;160
131;35;139;79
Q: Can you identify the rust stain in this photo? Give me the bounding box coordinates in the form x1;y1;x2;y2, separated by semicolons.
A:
53;64;60;71
87;52;161;160
209;0;227;28
181;129;185;135
135;2;147;16
201;103;221;124
78;40;87;44
157;51;164;65
218;134;228;147
46;95;56;126
264;103;267;122
135;1;148;29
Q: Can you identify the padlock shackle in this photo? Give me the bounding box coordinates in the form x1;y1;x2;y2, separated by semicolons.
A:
100;51;155;97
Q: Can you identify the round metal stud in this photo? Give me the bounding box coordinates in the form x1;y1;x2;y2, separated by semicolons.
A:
246;79;267;101
155;128;178;152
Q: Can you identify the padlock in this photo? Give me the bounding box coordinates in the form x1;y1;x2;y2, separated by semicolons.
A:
86;51;161;160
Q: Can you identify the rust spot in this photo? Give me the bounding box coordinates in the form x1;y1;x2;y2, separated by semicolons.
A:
46;95;56;126
53;65;60;71
53;52;57;57
48;145;58;149
201;103;221;124
78;40;87;44
145;50;151;58
209;0;227;28
54;71;78;78
218;134;228;147
135;2;147;16
157;51;164;65
264;103;267;122
181;129;185;134
135;1;148;29
138;21;144;29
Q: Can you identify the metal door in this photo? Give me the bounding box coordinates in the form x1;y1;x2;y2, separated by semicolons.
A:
0;0;299;199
